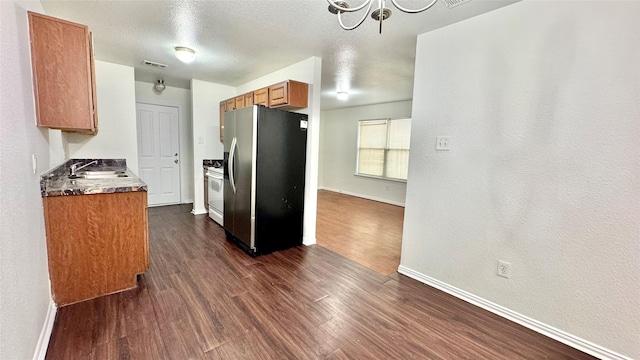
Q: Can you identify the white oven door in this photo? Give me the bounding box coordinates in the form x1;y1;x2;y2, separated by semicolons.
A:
207;169;224;225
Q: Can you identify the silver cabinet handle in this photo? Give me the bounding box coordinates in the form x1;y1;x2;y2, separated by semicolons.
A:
229;137;237;194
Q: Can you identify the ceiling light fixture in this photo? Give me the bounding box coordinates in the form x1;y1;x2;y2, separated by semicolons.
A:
337;91;349;101
327;0;438;34
174;46;196;63
154;79;166;93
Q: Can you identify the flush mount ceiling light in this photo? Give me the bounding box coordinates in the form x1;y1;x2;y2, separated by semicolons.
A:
327;0;438;34
154;79;166;93
337;91;349;101
174;46;196;63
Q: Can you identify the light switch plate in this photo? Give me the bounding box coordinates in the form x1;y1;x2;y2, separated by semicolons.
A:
32;154;37;174
436;136;450;151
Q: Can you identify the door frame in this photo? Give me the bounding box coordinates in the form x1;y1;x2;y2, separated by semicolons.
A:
135;101;182;206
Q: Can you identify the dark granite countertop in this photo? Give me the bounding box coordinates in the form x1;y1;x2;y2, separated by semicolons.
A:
40;159;147;197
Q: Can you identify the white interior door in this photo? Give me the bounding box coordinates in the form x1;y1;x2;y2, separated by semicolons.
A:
136;103;181;206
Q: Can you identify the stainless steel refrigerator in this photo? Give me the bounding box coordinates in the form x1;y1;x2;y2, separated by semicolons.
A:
223;105;308;256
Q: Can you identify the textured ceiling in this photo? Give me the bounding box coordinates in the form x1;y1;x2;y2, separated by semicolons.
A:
41;0;516;110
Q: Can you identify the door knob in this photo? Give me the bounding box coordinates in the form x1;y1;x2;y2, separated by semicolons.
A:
175;153;178;156
174;159;179;164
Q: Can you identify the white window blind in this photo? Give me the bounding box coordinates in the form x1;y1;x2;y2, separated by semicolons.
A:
357;118;411;181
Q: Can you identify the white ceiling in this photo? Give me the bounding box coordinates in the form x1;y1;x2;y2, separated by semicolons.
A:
41;0;516;110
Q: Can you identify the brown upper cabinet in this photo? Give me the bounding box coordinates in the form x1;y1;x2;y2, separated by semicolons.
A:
219;101;226;143
28;12;98;134
244;92;254;107
218;80;308;143
253;87;269;106
269;80;308;109
226;98;235;111
235;95;245;110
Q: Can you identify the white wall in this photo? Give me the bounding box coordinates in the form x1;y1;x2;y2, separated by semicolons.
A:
401;1;640;358
235;57;323;245
135;81;194;203
65;61;138;172
320;101;412;206
318;110;326;186
0;1;55;359
190;79;235;214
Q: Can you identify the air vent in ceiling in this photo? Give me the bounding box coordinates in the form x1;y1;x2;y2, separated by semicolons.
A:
142;60;168;69
441;0;472;8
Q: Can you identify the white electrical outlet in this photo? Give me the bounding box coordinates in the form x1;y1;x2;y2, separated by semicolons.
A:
497;260;511;278
436;136;450;151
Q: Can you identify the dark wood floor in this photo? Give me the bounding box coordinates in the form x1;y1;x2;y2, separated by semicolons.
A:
46;204;594;359
316;190;403;275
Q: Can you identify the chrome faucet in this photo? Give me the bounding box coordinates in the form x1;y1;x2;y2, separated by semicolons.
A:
70;160;98;176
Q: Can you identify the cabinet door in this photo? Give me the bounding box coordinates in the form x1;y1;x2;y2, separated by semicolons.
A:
28;12;97;133
268;80;308;109
244;92;254;107
43;191;148;306
254;87;269;106
268;81;288;107
235;95;245;109
88;32;98;132
219;101;226;143
226;98;235;111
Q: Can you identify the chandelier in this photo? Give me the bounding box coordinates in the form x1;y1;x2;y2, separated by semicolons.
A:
327;0;438;34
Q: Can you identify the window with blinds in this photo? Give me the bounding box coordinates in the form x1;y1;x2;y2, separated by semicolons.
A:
356;118;411;181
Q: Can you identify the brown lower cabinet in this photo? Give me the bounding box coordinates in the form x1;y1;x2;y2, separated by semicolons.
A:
43;191;149;306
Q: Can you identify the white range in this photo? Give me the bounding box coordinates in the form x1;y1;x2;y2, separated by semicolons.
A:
207;166;224;225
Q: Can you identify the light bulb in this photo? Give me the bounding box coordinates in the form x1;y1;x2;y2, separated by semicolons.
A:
337;91;349;101
154;79;166;93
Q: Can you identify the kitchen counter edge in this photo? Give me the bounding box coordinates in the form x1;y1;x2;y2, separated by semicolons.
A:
40;158;148;197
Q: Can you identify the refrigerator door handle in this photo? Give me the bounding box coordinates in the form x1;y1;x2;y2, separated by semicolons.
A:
229;136;238;194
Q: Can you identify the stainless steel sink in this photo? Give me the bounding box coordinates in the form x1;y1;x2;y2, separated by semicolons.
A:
81;170;118;176
74;170;129;180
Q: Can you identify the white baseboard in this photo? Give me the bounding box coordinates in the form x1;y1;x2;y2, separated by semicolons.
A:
183;198;194;204
302;236;316;246
191;208;208;215
397;266;631;360
32;300;56;360
319;187;405;207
